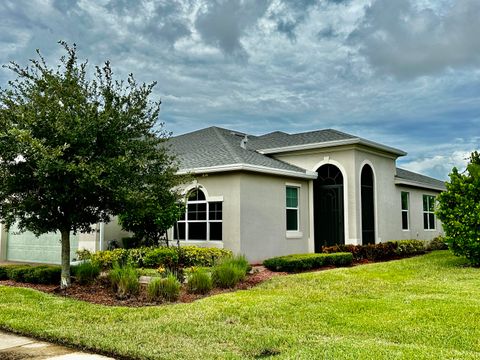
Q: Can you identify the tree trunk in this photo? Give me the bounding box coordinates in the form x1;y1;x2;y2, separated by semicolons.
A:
60;229;71;289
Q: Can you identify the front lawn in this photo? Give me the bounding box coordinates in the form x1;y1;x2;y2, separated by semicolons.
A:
1;251;479;359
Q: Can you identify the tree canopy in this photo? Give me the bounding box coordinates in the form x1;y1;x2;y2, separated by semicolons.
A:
0;42;183;287
436;151;480;265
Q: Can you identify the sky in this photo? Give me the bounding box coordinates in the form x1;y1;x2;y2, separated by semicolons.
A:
1;0;479;180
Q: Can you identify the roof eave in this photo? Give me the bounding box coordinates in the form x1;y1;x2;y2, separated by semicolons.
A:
176;163;317;179
394;178;446;192
257;138;407;157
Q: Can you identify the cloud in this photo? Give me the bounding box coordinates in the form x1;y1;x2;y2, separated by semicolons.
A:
400;151;473;181
194;0;270;60
350;0;480;78
270;0;318;41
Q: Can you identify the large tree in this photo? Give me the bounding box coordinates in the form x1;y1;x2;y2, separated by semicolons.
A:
436;151;480;265
0;42;183;287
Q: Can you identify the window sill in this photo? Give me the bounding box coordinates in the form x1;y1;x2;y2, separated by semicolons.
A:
286;231;303;239
176;240;223;242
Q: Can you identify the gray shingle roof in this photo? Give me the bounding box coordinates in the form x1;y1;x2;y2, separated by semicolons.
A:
395;168;446;191
167;127;310;176
248;129;356;150
167;126;444;189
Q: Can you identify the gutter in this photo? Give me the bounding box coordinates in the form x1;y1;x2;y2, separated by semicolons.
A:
257;138;407;157
176;163;318;179
394;177;446;192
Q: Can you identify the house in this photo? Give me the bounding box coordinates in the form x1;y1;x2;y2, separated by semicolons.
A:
0;126;445;264
164;127;445;263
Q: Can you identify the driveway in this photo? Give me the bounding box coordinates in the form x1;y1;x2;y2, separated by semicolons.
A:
0;330;114;359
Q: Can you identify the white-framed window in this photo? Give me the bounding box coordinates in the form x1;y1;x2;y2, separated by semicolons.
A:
401;191;409;230
174;189;222;241
423;195;436;230
286;186;299;231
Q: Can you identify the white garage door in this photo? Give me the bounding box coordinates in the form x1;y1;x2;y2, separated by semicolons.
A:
6;223;79;264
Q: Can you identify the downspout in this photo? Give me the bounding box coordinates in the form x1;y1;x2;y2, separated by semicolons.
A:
99;222;105;251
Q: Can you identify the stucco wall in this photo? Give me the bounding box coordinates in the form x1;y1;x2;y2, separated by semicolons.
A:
239;173;310;263
354;148;398;243
392;186;444;240
166;173;242;254
274;146;444;245
273;145;360;244
167;172;310;263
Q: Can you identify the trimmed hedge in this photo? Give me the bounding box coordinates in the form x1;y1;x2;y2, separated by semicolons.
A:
263;252;353;272
179;246;233;267
83;245;233;269
321;240;427;262
0;264;61;284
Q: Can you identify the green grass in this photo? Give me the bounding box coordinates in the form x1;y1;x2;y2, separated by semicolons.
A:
1;251;479;359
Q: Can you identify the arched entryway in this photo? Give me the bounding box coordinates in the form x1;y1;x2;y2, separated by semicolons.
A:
314;164;345;251
361;164;375;245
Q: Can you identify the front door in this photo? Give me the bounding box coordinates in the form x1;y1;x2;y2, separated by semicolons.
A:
314;164;345;252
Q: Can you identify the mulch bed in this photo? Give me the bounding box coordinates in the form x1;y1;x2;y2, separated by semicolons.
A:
0;266;288;307
0;260;384;307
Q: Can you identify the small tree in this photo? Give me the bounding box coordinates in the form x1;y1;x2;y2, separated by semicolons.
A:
0;42;183;287
436;151;480;265
118;185;185;247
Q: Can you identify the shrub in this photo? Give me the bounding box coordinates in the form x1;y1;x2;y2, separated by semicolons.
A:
211;263;245;288
186;268;213;294
394;240;426;257
126;247;151;268
211;256;249;288
321;240;426;262
263;252;353;272
179;246;232;267
6;265;33;282
0;266;7;280
72;261;101;285
86;246;232;270
91;248;129;270
76;248;92;261
109;264;139;299
147;273;181;302
24;266;61;284
436;151;480;265
427;236;449;251
143;247;179;268
1;265;61;284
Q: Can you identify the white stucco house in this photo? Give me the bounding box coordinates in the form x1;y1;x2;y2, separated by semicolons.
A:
0;126;445;264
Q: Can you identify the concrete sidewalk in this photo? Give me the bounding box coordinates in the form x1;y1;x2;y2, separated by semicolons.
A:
0;330;114;359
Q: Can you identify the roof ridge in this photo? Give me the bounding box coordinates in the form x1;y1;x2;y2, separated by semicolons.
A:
212;127;243;164
288;128;356;138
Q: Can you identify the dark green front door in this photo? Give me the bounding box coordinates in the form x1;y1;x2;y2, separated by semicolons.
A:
314;164;345;252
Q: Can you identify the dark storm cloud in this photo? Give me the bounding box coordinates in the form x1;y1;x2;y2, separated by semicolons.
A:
144;1;192;45
350;0;480;78
194;0;269;59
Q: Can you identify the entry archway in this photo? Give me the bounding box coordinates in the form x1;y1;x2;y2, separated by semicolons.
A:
314;164;345;251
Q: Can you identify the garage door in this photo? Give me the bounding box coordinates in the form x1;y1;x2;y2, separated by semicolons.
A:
6;223;79;264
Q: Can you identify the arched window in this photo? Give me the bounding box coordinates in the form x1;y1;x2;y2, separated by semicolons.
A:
174;188;223;241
